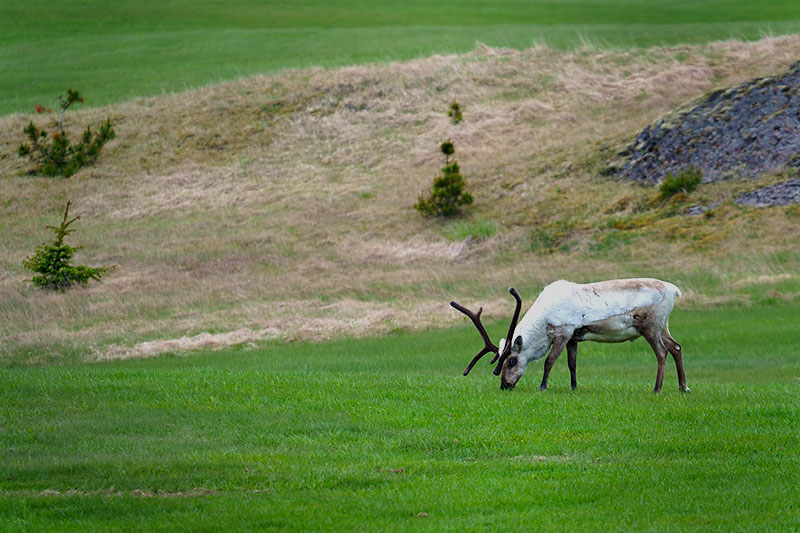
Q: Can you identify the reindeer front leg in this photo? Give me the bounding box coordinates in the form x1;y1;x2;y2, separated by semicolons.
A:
540;329;572;391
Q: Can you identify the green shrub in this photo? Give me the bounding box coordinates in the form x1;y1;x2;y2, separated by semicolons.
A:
17;89;115;177
440;139;455;163
659;167;702;200
23;201;114;290
448;101;463;124
415;141;473;217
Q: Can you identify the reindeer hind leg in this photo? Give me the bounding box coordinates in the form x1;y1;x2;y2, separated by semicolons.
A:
641;328;668;393
663;326;690;393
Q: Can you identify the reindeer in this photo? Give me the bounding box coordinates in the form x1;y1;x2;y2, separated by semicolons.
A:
451;279;689;393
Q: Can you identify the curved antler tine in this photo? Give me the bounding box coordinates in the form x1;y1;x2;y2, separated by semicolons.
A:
450;301;499;375
462;347;495;376
492;287;523;375
506;288;523;343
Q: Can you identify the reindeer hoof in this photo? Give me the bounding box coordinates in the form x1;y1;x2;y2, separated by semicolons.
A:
681;386;691;394
539;385;547;392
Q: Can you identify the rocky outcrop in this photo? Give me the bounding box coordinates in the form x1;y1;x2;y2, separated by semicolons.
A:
615;61;800;186
735;178;800;207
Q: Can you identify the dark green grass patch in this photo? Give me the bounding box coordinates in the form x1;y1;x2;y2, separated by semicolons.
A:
1;303;799;530
4;0;800;115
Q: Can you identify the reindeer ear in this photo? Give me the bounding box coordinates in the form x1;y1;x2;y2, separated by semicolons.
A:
513;335;523;351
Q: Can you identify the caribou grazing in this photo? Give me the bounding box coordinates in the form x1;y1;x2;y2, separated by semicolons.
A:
451;279;689;393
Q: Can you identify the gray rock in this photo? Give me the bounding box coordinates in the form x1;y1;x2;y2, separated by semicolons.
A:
735;179;800;207
616;61;800;188
687;202;721;216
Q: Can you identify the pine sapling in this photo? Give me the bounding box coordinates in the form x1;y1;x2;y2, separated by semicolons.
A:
415;141;473;217
441;139;455;164
17;89;115;177
448;102;463;124
23;201;114;290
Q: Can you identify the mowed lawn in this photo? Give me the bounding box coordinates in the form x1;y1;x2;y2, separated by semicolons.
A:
1;302;798;530
4;0;800;115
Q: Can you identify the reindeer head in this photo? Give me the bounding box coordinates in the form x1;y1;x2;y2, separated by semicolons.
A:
498;332;535;390
450;287;523;389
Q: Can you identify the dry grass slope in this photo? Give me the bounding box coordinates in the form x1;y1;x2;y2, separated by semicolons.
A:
2;37;800;362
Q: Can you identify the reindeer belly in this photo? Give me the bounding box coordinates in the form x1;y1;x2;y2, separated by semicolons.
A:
573;314;640;343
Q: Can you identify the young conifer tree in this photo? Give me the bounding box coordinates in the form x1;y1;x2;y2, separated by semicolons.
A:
18;89;115;177
414;140;473;217
23;201;114;290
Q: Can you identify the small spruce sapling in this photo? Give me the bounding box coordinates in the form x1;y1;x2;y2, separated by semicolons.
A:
415;141;473;217
17;89;115;178
448;102;463;124
441;139;454;164
23;200;114;290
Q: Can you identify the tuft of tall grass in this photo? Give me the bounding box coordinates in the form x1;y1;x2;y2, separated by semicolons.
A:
443;217;498;242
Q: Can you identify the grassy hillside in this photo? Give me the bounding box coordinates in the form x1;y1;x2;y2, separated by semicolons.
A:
4;0;800;115
2;36;800;364
3;18;800;529
1;303;798;530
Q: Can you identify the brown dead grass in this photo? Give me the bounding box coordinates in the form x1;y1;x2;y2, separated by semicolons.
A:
0;487;219;498
2;36;800;362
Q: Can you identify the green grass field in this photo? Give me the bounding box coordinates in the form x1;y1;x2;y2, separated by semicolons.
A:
3;1;800;529
2;302;798;530
3;0;800;115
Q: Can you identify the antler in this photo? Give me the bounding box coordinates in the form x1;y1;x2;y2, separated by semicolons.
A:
449;301;499;375
492;287;523;376
450;287;523;376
